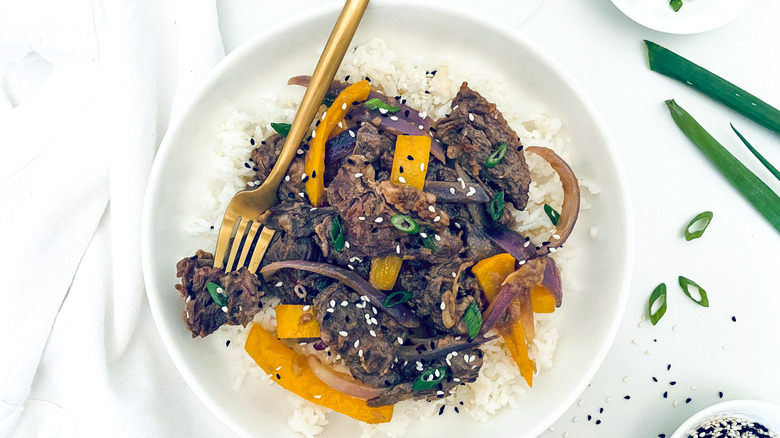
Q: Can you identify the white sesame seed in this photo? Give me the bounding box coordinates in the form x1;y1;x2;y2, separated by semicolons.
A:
605;396;612;402
330;300;336;307
342;103;347;110
372;307;377;315
434;234;441;241
440;302;446;310
451;272;457;278
339;331;348;337
301;173;307;181
375;217;383;223
361;295;369;302
310;207;317;211
457;178;466;189
468;113;475;122
433;215;441;222
416;361;423;367
314;394;322;399
347;264;354;270
672;324;679;332
518;260;526;265
298;192;305;198
420;162;425;171
349;130;356;138
466;187;476;197
417;125;424;130
390;116;399;121
452;351;458;356
370;330;376;337
221;306;228;313
452;377;460;382
326;308;334;313
673;400;679;407
436;391;444;395
338;121;343;129
354;339;360;348
428;205;436;213
341;301;348;307
553;234;561;240
398;337;404;344
370;317;377;325
549;247;558;253
623;376;629;383
449;188;456;195
396;244;400;254
398;176;407;183
358;216;366;221
355;173;363;178
297;148;304;155
186;295;191;303
358;349;363;357
446;357;452;366
379;108;388;114
276;366;282;371
344;241;350;248
247;181;254;187
186;310;189;318
303;305;310;311
523;240;530;248
454;222;461;229
420;232;428;238
284;175;290;182
311;130;316;139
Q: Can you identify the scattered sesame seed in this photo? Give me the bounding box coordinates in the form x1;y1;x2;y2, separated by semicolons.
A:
341;301;348;307
375;217;383;223
314;395;322;399
344;241;350;249
298;192;305;198
379;108;388;114
342;103;347;110
303;305;310;311
355;172;363;178
284;175;290;182
434;215;441;222
396;244;401;254
420;232;428;238
359;216;366;220
673;400;678;407
369;330;376;337
397;337;404;344
468;113;475;122
354;339;360;348
605;396;612;402
339;331;348;337
301;173;308;181
399;176;407;183
449;188;456;195
221;306;228;313
434;234;441;241
441;302;446;310
297;148;304;155
326;308;334;313
420;162;425;171
418;124;424;130
390;116;399;121
311;130;316;139
349;130;356;138
428;205;436;213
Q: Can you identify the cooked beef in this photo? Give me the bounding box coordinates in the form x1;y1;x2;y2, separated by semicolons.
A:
353;123;395;162
259;232;327;304
249;133;307;202
313;282;405;378
257;202;335;238
313;215;372;279
435;82;531;211
366;347;483;407
398;259;481;334
175;250;264;338
376;181;449;226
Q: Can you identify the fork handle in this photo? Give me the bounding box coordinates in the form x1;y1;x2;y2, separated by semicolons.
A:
265;0;371;189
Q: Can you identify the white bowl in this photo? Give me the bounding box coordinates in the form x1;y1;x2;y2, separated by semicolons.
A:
671;400;780;438
610;0;758;34
141;1;633;437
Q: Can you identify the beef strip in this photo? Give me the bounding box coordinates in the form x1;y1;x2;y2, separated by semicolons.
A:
258;231;328;304
175;250;264;338
435;82;532;211
376;181;450;227
313;215;372;279
353;123;395;162
398;258;482;334
249;133;307;203
366;346;483;407
257;202;336;238
313;282;405;379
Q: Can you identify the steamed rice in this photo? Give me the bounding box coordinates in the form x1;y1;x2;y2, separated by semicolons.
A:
190;37;584;437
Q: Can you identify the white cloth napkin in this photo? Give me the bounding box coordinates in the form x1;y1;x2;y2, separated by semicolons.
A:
0;0;231;436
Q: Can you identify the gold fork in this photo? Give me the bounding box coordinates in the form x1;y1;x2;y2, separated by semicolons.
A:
214;0;370;273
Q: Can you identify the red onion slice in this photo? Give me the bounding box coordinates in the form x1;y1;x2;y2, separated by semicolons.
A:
306;355;387;399
525;146;580;252
542;256;563;308
260;260;421;328
395;334;497;361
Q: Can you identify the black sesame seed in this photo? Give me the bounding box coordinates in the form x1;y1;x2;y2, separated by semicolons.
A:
276;373;281;380
226;340;231;347
424;90;430;94
344;75;350;81
311;170;317;179
407;155;414;160
517;145;523;151
599;407;604;414
301;175;309;183
438;406;445;415
624;395;630;400
454;407;459;414
663;391;668;398
732;316;737;322
394;95;401;101
399;166;404;173
652;377;658;382
596;420;602;425
431;70;437;75
459;401;464;406
670;381;677;386
667;364;672;371
250;138;255;145
587;415;592;421
658;434;666;438
364;76;371;82
244;162;251;168
685;398;692;403
719;391;724;398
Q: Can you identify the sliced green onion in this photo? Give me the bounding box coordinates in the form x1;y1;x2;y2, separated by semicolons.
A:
485;143;508;168
463;301;482;340
665;100;780;233
206;282;227;307
384;290;413;308
420;227;437;252
678;276;709;307
669;0;682;12
488;191;505;221
271;122;291;137
646;41;780;134
412;366;448;391
330;216;345;252
322;94;336;108
731;124;780;182
684;211;713;241
544;204;560;226
363;98;401;113
648;283;667;326
390;214;419;234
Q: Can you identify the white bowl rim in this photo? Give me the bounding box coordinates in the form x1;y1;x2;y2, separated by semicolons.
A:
141;0;635;436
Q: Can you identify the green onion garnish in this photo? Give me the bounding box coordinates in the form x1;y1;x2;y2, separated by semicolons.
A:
384;290;413;308
330;216;345;252
646;41;780;134
665;100;780;233
420;227;437;252
463;301;482;340
206;282;227;307
363;98;401;113
412;366;448;391
390;214;419;234
731;124;780;182
678;276;709;307
485;143;508;168
271;122;291;137
648;283;667;326
669;0;682;12
684;211;713;241
544;204;560;226
488;191;505;221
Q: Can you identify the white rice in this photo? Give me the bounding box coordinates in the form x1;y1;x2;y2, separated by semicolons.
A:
195;37;593;437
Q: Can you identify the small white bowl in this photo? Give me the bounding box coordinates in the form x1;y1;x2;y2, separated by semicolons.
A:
609;0;758;34
671;400;780;438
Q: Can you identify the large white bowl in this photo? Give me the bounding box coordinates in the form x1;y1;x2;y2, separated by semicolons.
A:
141;1;633;437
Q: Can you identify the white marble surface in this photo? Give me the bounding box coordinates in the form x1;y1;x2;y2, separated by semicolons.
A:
212;0;780;436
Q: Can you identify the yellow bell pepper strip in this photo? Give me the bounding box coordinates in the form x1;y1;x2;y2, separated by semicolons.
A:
275;304;321;339
530;285;556;313
368;255;404;291
498;321;536;387
244;324;394;424
304;80;371;207
369;135;432;290
471;253;516;302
